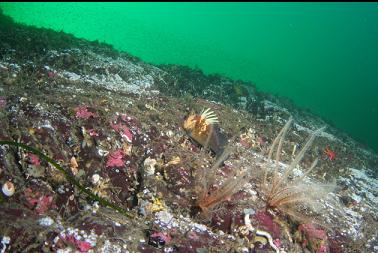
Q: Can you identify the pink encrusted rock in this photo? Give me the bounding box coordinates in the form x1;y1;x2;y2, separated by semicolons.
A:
254;211;281;238
273;238;281;248
36;195;53;214
318;244;328;253
298;223;327;240
298;223;329;253
62;235;92;253
109;114;140;143
24;187;41;206
87;128;99;137
74;106;96;119
110;122;133;143
75;239;92;253
120;126;133;143
28;153;41;166
106;149;125;168
24;188;55;214
150;231;172;244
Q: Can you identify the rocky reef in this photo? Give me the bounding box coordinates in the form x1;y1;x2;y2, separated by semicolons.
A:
0;9;377;253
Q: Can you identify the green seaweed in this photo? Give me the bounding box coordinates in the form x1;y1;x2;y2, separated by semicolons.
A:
0;140;134;219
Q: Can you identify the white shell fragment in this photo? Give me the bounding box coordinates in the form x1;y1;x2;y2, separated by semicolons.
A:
91;174;101;185
1;236;10;253
2;181;15;197
144;157;157;176
97;147;109;157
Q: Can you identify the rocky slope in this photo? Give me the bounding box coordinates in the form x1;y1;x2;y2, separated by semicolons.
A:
0;9;377;253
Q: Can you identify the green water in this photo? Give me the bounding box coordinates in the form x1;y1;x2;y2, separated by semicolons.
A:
1;2;378;153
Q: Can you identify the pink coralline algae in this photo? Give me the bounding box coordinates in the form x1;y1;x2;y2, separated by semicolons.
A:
74;106;96;119
106;149;125;168
28;153;41;166
254;211;281;238
318;244;328;253
273;238;281;248
60;235;92;253
110;114;141;143
298;223;328;253
150;231;172;244
35;195;54;214
298;223;327;240
24;188;54;214
110;121;133;143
